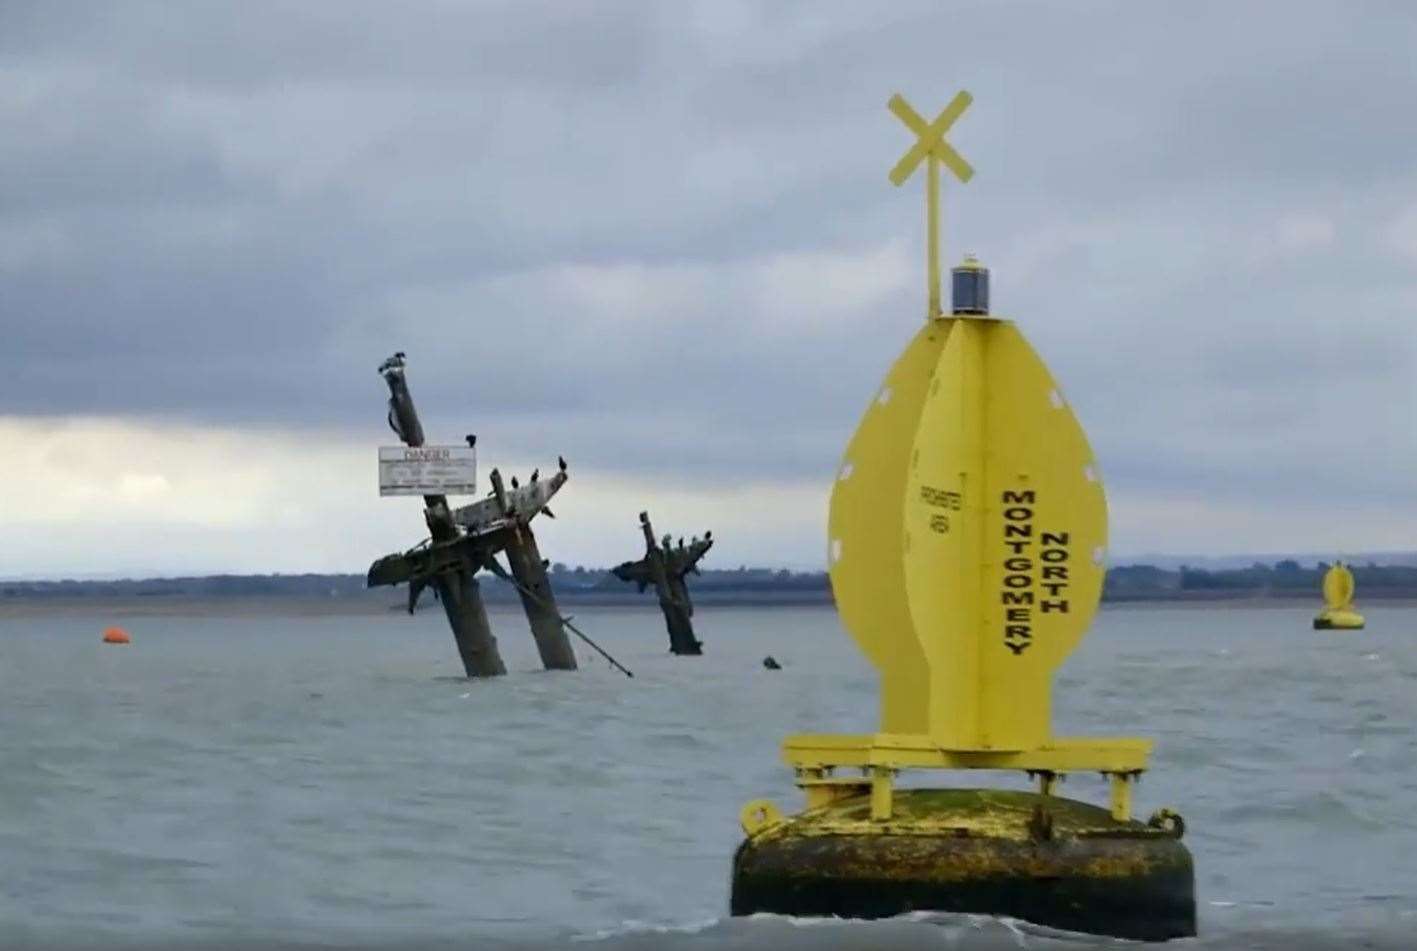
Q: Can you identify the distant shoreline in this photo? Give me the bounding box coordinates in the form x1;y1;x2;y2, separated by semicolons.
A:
6;563;1417;620
0;590;832;619
4;591;1415;620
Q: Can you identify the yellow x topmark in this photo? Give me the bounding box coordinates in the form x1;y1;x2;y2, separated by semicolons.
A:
889;91;974;186
887;90;975;320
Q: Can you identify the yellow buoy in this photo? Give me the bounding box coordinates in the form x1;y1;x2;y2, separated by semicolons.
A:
1314;561;1364;630
731;90;1194;941
101;626;131;644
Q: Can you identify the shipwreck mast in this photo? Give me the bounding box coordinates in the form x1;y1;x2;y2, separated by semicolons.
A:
485;468;577;669
371;353;589;676
612;511;712;655
378;353;505;677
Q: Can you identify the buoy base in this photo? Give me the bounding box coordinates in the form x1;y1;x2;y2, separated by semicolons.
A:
731;788;1195;942
1313;610;1365;630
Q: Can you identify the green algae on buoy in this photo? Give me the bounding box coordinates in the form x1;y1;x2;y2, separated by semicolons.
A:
730;90;1195;942
1313;561;1365;630
734;790;1192;940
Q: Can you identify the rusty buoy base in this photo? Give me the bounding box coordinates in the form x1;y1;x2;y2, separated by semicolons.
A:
730;788;1195;942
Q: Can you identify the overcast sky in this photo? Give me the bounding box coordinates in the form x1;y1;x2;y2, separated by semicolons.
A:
3;1;1416;577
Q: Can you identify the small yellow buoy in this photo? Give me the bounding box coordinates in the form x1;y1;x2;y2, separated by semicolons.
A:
102;626;131;645
1314;561;1364;630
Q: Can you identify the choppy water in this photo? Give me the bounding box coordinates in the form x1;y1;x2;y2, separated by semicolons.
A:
2;603;1416;949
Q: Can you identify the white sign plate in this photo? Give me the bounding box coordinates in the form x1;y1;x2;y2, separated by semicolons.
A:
379;446;477;496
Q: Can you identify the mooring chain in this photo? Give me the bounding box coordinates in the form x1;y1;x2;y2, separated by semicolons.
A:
480;556;634;678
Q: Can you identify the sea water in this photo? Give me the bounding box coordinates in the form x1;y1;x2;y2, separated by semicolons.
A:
2;603;1415;949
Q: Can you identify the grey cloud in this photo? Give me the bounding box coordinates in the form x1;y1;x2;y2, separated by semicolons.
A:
0;1;656;91
3;0;1417;513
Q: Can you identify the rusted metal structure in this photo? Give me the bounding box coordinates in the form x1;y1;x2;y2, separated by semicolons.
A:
368;353;577;676
612;511;712;655
455;467;577;671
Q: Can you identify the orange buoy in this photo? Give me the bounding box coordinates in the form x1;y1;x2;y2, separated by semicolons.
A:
102;626;131;645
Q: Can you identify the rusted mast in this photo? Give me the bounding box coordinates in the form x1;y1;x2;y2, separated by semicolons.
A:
613;511;712;655
647;518;699;655
487;468;577;670
377;354;505;677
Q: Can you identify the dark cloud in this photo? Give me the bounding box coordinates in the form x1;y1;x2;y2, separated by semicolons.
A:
2;0;1416;511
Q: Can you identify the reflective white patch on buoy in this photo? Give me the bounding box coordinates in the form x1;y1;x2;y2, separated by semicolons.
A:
1049;389;1064;409
876;386;893;405
830;538;843;564
838;461;854;481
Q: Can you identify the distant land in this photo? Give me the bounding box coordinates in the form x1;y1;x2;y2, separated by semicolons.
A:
3;558;1417;615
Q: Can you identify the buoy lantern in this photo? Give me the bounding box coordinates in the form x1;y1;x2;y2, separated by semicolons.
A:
102;626;131;644
730;90;1195;941
1313;561;1364;630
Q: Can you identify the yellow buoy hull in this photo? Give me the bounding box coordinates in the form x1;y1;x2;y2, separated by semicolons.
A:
731;788;1194;941
1313;609;1365;630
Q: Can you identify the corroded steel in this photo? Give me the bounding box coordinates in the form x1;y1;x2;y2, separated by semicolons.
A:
744;788;1180;842
731;790;1194;942
492;469;577;670
453;464;566;537
612;511;712;655
374;353;504;678
368;353;576;674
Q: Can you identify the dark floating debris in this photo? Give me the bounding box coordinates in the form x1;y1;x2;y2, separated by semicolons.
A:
762;656;782;670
